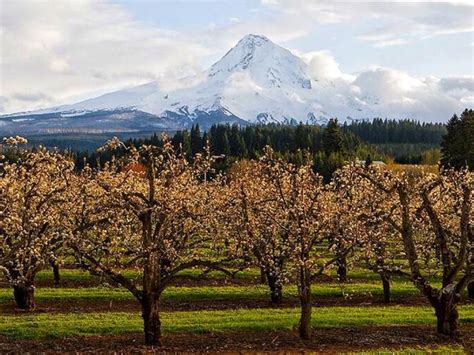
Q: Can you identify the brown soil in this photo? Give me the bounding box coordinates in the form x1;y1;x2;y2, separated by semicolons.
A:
1;272;336;289
0;325;472;353
32;276;259;289
0;294;441;315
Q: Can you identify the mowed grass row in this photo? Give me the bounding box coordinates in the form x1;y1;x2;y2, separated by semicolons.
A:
0;282;446;304
0;268;452;305
31;267;444;284
1;305;473;339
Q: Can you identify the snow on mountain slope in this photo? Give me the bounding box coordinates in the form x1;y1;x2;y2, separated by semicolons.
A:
25;81;160;116
140;34;326;124
143;34;368;124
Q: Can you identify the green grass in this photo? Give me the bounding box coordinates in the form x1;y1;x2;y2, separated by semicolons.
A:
33;268;261;283
0;305;473;339
32;266;446;285
0;281;434;304
35;269;138;282
355;346;465;354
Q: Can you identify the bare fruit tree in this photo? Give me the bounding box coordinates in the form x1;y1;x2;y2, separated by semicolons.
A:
255;147;343;339
335;166;407;303
0;138;73;309
350;165;473;336
224;160;292;304
67;137;227;346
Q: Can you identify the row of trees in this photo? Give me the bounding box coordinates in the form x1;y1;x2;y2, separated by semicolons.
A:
75;120;377;181
132;120;361;159
73;116;455;178
0;134;472;345
344;118;446;145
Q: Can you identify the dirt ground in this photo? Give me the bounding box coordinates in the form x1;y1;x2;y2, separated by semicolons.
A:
23;270;337;289
1;325;472;353
0;294;439;315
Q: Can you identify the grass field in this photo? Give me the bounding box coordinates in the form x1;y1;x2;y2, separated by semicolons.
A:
2;305;474;339
0;282;435;303
1;267;472;352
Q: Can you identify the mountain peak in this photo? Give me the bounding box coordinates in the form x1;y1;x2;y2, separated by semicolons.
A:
238;34;271;46
209;34;287;77
208;34;312;91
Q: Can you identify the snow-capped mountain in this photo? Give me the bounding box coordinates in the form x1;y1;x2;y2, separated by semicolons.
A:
0;34;424;135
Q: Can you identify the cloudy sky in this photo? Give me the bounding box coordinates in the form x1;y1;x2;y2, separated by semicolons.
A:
0;0;473;119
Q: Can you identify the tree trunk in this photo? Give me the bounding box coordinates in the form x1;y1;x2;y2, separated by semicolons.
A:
266;272;282;304
260;267;267;284
380;273;391;303
467;281;474;299
141;294;162;346
434;293;459;336
336;254;347;282
298;266;312;339
51;260;60;287
435;305;459;336
13;284;35;310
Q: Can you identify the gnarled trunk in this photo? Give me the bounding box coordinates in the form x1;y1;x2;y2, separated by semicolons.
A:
260;267;267;284
141;295;161;346
380;273;391;303
266;272;282;304
13;284;35;310
433;290;460;336
435;304;459;336
50;260;60;287
467;281;474;299
298;266;312;339
336;254;347;282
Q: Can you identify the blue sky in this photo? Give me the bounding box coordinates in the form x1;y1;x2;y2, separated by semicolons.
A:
115;0;473;76
1;0;473;114
115;0;265;30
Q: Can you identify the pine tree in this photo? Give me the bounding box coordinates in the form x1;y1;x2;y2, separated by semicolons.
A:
222;132;231;157
229;125;247;157
365;154;373;168
294;124;311;151
441;109;474;170
202;131;209;148
182;130;192;157
190;124;202;156
322;118;343;154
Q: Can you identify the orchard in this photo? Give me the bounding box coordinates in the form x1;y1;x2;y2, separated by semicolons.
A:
0;135;472;352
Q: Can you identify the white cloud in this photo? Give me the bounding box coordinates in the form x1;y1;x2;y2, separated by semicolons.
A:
372;38;407;48
439;76;474;92
355;2;473;46
299;50;355;81
349;67;472;120
0;0;211;113
353;67;425;98
49;57;71;73
292;48;470;121
260;0;474;48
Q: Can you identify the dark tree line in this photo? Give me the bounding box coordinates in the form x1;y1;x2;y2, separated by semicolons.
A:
344;118;446;145
73;120;376;181
68;113;474;174
72;118;452;168
169;120;360;159
69;116;456;178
